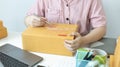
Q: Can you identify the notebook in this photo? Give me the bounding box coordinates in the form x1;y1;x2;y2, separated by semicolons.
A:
0;44;43;67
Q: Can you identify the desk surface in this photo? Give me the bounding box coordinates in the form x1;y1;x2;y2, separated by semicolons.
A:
0;32;109;67
0;32;76;67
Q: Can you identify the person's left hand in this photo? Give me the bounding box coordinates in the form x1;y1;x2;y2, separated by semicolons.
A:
64;32;84;52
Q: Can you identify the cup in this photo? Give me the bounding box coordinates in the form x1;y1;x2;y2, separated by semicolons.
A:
76;59;90;67
76;48;107;67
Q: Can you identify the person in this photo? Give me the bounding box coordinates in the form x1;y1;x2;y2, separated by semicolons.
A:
25;0;106;52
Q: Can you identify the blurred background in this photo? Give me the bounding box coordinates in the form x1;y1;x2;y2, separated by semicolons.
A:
0;0;120;38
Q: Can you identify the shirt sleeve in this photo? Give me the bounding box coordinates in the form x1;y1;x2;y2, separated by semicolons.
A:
89;0;106;28
26;0;45;17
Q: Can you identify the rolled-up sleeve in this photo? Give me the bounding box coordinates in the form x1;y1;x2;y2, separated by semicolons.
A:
89;0;106;28
26;0;45;17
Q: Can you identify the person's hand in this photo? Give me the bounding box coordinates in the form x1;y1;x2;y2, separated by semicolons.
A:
28;15;47;27
64;32;85;52
64;37;84;52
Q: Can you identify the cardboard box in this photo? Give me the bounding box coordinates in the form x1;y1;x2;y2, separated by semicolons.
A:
109;55;114;67
113;37;120;67
109;37;120;67
22;24;77;56
0;20;7;39
0;20;3;28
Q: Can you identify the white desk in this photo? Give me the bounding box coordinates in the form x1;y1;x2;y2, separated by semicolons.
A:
0;32;110;67
0;32;76;67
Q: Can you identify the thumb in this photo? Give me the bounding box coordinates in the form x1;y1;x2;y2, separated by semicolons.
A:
70;32;81;38
64;40;73;44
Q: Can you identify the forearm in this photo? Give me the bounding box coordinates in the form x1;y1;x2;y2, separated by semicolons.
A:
82;26;106;45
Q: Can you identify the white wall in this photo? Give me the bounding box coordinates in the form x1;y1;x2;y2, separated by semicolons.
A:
0;0;120;38
0;0;35;32
102;0;120;38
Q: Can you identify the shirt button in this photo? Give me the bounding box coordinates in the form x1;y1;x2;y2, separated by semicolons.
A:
66;4;68;7
66;18;69;21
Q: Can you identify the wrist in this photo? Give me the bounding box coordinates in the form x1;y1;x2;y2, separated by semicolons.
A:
78;36;87;47
81;37;86;45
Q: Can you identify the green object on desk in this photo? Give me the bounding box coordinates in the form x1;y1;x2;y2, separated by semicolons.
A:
76;48;88;59
76;51;88;60
76;48;90;67
77;48;88;52
93;55;106;64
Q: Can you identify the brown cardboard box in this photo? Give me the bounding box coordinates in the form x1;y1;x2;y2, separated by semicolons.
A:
109;37;120;67
0;20;3;28
22;24;77;56
109;55;114;67
0;20;7;39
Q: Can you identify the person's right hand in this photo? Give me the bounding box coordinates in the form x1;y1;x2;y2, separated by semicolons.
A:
26;15;47;27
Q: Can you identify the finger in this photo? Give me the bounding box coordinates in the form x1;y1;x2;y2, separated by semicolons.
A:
70;39;81;50
69;32;81;39
32;15;46;27
64;41;72;47
64;40;73;45
64;40;78;49
64;42;77;52
40;17;47;22
72;32;81;37
68;32;73;36
33;18;40;22
32;15;41;21
45;23;56;28
70;44;78;51
64;44;76;52
64;40;77;51
33;18;47;27
32;19;41;27
40;17;46;19
72;38;78;44
40;17;48;25
64;42;74;51
39;21;46;26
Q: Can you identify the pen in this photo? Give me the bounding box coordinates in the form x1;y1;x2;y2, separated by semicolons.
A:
37;65;45;67
86;54;95;60
83;51;90;60
86;50;96;60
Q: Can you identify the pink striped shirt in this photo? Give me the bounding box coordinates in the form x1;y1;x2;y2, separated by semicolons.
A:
27;0;106;35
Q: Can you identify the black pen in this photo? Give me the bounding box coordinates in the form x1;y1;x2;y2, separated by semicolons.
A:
83;51;90;60
86;51;96;60
37;65;45;67
86;54;95;60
